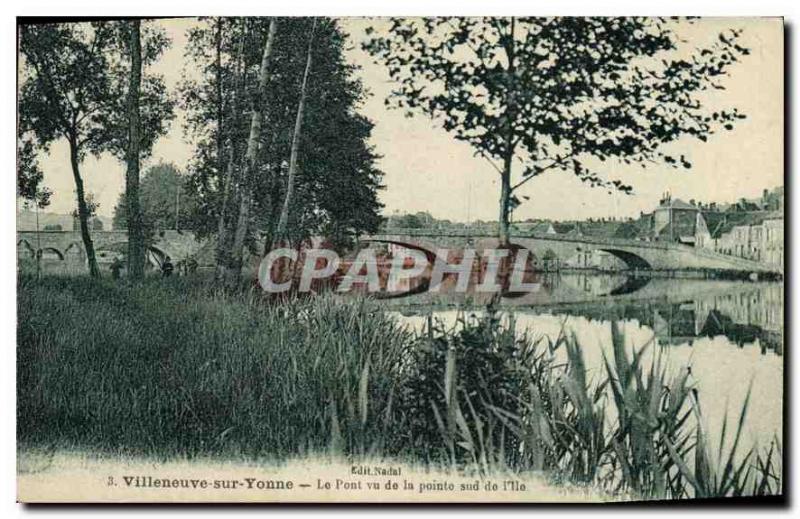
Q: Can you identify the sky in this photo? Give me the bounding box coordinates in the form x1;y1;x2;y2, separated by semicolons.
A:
22;17;784;222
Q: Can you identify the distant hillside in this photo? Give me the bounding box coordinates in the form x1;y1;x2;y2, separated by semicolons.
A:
16;208;112;232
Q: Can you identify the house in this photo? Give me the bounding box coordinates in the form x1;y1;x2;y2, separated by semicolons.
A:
761;187;785;211
721;187;784;213
694;212;713;249
762;218;784;269
552;222;583;237
728;198;763;212
653;195;707;244
705;211;784;266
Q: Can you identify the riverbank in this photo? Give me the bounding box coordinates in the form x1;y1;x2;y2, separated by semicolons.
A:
17;275;783;501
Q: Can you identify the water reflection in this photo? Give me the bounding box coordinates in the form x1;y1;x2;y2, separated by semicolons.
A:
535;282;784;357
388;275;784;453
389;273;784;356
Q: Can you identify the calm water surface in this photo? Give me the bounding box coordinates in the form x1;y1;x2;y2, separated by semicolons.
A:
387;273;784;453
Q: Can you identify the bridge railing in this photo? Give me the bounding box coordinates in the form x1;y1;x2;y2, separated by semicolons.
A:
368;229;682;250
366;229;781;273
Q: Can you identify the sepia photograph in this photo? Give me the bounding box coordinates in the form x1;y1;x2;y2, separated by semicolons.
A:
14;12;785;505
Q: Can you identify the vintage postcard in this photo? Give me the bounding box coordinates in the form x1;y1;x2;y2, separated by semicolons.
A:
16;16;784;503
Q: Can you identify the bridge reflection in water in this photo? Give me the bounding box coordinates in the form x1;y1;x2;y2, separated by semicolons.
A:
544;276;783;356
390;274;784;357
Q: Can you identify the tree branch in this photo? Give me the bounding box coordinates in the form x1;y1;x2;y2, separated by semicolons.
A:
510;155;570;191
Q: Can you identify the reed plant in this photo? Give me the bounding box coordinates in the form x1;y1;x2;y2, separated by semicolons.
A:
417;313;783;500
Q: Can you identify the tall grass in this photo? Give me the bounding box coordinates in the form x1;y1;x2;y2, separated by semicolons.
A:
414;311;782;499
18;275;410;458
17;275;782;499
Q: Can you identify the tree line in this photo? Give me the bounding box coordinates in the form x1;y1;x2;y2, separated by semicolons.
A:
19;17;384;286
19;17;749;286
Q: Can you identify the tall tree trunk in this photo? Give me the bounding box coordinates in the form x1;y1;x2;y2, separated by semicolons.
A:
498;17;516;248
215;17;224;180
223;19;278;287
495;17;516;300
498;154;512;247
272;18;317;251
261;103;293;256
68;138;100;278
214;23;246;282
215;145;239;281
125;20;145;280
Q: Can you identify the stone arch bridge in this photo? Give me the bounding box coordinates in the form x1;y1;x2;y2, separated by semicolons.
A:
17;229;781;276
16;230;207;269
362;231;781;275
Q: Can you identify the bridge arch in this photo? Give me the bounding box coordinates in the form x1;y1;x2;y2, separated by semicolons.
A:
17;240;35;259
597;248;651;270
40;247;64;261
64;242;85;262
147;246;168;268
96;242;127;263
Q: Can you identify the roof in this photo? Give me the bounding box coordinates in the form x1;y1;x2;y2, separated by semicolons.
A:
708;212;770;239
523;222;555;234
701;211;727;236
728;200;763;212
552;222;582;236
578;221;622;239
613;221;641;240
658;198;696;210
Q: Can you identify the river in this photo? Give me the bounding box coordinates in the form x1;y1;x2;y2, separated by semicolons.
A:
385;273;784;456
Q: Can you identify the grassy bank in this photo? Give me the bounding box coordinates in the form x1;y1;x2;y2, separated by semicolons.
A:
18;275;410;458
17;275;782;500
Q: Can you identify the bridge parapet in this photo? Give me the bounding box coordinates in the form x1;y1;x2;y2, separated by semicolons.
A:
373;229;686;250
363;230;781;275
17;229;206;265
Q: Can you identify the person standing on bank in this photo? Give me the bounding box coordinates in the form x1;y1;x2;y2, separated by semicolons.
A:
161;257;174;278
110;257;124;280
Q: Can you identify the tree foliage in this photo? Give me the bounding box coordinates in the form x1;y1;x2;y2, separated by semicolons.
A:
17;137;51;209
182;17;385;256
364;17;749;240
19;21;174;163
113;163;196;232
18;20;174;276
